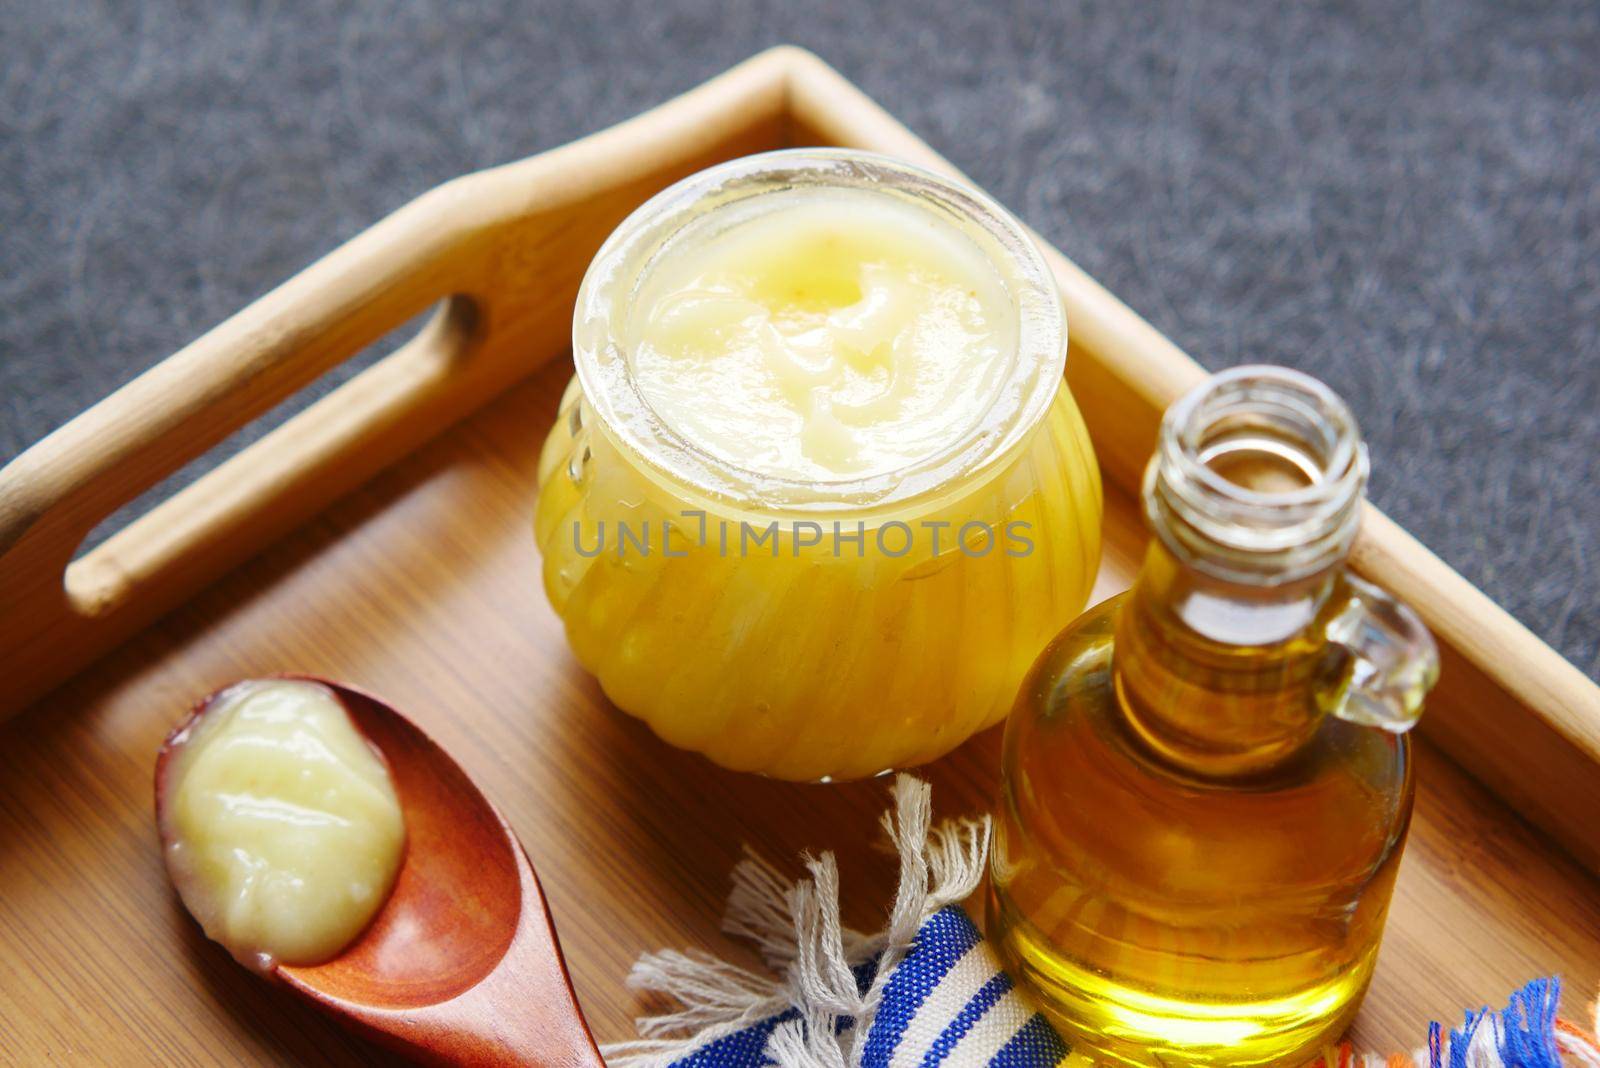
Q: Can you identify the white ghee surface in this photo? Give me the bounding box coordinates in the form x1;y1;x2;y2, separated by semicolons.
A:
626;187;1018;481
161;679;406;971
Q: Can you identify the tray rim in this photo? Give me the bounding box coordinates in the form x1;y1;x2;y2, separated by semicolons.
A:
1;45;1597;870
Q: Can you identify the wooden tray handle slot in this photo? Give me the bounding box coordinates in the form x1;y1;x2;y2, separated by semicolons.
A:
64;293;484;618
0;48;794;717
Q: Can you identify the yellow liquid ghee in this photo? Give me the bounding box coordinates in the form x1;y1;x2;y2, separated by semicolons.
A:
160;680;406;971
535;151;1102;781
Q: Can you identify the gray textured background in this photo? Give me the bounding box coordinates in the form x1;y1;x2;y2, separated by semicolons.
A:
3;1;1597;679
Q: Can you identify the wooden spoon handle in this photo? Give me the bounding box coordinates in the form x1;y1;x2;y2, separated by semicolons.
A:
284;843;603;1067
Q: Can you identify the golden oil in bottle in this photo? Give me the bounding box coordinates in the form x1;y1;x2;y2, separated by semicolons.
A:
988;367;1438;1066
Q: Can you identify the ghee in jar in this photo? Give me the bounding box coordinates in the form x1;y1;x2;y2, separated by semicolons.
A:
627;189;1016;481
535;150;1102;781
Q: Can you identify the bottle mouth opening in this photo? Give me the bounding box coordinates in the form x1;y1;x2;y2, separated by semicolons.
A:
1146;365;1369;583
571;149;1067;515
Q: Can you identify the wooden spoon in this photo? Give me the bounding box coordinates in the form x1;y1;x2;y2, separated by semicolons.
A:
156;676;604;1067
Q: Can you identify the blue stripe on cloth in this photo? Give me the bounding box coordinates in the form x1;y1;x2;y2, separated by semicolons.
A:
1449;1007;1488;1068
1422;977;1564;1068
671;1008;798;1068
919;970;1015;1068
859;907;985;1068
990;1013;1069;1067
1494;977;1563;1068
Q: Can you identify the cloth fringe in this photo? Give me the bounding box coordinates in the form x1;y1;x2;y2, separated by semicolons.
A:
1298;981;1600;1068
604;775;1600;1068
604;775;987;1068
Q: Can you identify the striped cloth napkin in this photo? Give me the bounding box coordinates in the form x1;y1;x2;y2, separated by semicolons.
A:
603;777;1600;1068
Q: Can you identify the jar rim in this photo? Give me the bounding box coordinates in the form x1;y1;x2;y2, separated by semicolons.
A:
570;148;1068;514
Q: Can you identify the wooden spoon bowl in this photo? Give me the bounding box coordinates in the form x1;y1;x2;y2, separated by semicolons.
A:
157;676;603;1067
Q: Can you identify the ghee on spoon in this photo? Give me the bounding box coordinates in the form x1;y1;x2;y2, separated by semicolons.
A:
156;676;602;1066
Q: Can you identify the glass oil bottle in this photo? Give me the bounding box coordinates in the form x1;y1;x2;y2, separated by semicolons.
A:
988;366;1439;1066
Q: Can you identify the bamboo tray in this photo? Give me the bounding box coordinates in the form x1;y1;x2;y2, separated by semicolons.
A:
2;48;1598;1065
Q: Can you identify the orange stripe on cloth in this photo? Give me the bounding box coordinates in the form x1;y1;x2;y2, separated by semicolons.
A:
1557;1015;1600;1050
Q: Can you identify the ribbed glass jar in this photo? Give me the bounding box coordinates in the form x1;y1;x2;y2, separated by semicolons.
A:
534;150;1102;781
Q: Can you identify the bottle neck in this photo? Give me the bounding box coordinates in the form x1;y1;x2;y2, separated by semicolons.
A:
1114;541;1351;777
1114;366;1369;778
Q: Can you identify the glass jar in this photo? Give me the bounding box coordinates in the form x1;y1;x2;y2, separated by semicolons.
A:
533;150;1103;781
988;366;1440;1065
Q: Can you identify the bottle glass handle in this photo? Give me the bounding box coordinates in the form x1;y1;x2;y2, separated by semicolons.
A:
1324;573;1440;733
